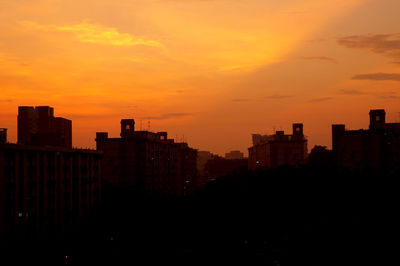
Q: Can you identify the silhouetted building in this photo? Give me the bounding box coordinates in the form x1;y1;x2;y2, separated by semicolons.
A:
248;123;308;170
225;150;245;159
96;119;197;198
204;158;248;180
0;143;101;240
332;109;400;169
252;134;269;146
197;151;214;174
18;106;72;148
196;151;220;187
0;128;7;144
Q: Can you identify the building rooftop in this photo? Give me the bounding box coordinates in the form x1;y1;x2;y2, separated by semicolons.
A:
0;142;100;154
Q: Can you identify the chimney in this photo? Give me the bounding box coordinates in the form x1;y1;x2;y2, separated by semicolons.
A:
120;119;135;138
157;132;168;140
369;109;386;129
293;123;303;136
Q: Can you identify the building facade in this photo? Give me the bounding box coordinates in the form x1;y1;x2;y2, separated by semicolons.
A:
332;109;400;169
225;150;245;160
18;106;72;148
248;123;308;170
0;128;6;144
96;119;197;198
203;158;248;180
0;143;102;240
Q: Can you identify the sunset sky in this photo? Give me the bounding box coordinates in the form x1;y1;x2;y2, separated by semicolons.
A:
1;0;400;155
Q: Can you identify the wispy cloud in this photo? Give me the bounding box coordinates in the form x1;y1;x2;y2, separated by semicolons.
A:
308;97;333;103
378;95;399;99
161;0;215;2
280;11;309;15
308;38;327;43
352;73;400;81
232;98;253;102
18;20;162;47
298;56;336;63
232;94;294;102
142;113;192;120
0;98;13;103
337;89;365;95
338;33;400;61
264;94;294;99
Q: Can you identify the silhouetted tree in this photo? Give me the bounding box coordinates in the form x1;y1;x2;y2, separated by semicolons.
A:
308;145;334;167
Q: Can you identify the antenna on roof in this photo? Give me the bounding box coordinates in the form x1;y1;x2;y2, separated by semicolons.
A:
148;120;150;131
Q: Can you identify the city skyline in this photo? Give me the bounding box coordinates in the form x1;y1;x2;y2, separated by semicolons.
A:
1;0;400;155
2;1;398;264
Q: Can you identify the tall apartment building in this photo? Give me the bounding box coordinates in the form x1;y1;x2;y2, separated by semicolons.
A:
96;119;197;198
1;107;101;240
0;143;102;240
18;106;72;148
332;109;400;169
248;123;308;170
0;128;7;144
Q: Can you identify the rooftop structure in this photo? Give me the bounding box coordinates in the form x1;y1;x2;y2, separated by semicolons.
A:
225;150;245;160
18;106;72;148
332;109;400;169
96;119;197;197
249;123;308;169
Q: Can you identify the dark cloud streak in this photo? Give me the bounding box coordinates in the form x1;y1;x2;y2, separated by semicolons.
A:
338;89;365;95
337;33;400;61
352;73;400;81
232;98;253;102
298;56;336;63
264;94;294;99
378;95;399;99
308;97;333;103
142;113;192;120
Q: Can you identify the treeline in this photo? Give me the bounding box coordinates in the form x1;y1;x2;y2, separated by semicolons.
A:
2;165;398;265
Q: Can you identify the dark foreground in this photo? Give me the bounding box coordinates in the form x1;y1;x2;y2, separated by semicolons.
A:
1;166;398;265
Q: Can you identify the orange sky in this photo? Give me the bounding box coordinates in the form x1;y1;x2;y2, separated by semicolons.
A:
1;0;400;155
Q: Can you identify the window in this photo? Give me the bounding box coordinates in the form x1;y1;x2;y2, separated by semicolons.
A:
376;116;380;121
